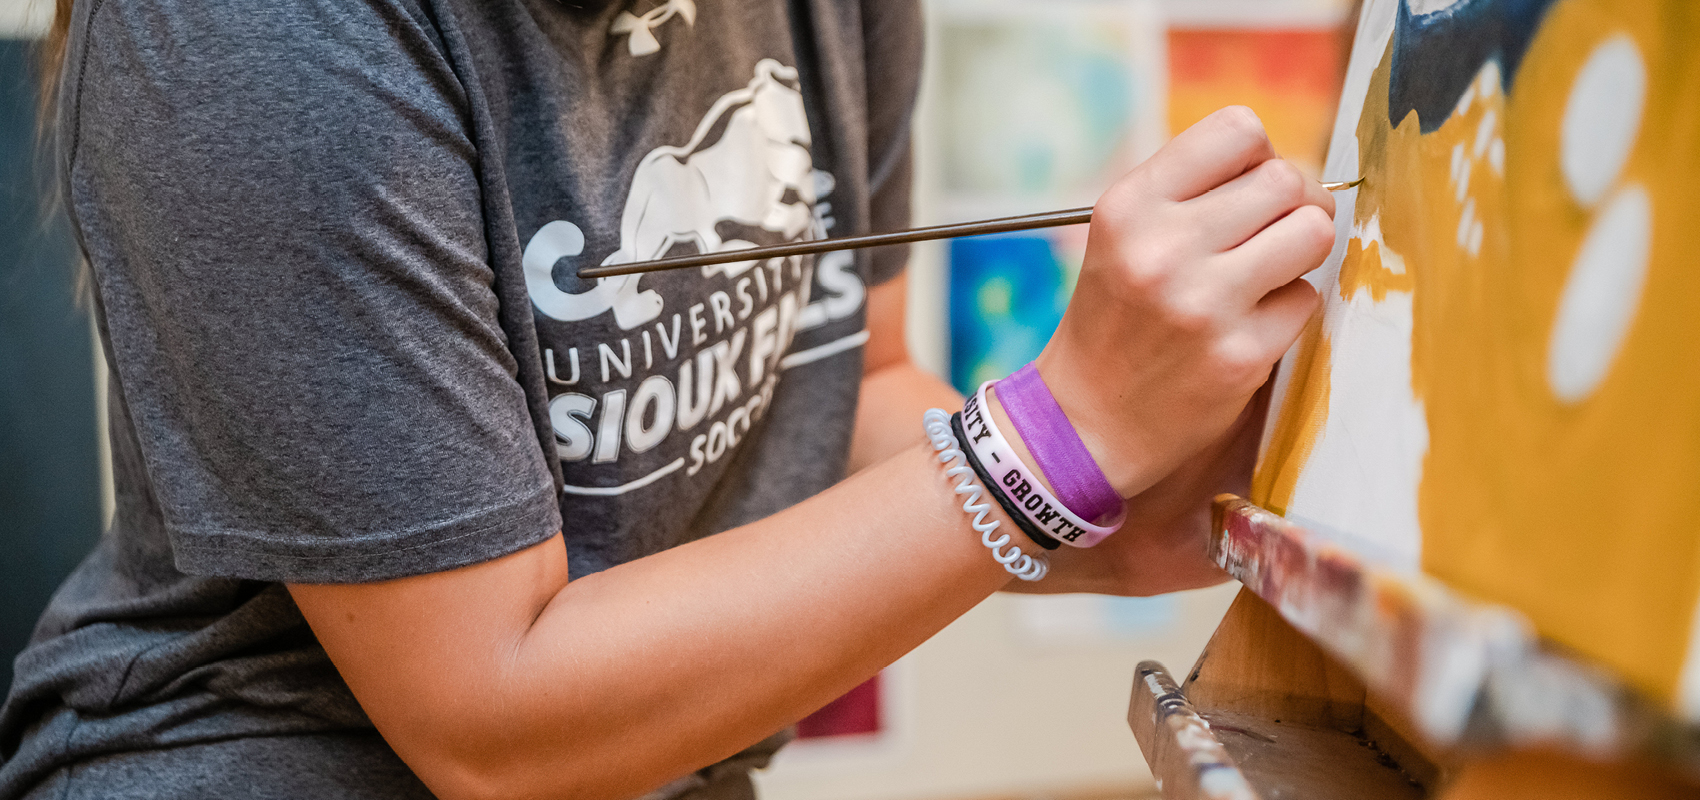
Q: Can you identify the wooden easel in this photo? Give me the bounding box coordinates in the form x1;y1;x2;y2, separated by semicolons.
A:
1128;496;1700;800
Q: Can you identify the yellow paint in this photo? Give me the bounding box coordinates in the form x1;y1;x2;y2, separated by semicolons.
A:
1413;0;1700;705
1336;238;1414;303
1259;0;1700;704
1249;313;1329;516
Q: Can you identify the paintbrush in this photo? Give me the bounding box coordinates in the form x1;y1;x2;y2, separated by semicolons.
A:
576;177;1365;280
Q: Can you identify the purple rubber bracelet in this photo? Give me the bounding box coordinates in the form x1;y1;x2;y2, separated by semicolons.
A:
994;362;1122;524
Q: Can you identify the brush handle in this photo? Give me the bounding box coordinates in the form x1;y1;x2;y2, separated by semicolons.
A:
573;178;1359;280
574;207;1094;280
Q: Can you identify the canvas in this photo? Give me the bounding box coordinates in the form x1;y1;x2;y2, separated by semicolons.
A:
1252;0;1700;716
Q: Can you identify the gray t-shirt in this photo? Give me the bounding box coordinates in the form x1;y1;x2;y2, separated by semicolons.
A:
0;0;919;796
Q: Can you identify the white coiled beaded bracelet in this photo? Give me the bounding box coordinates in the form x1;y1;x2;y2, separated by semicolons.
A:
922;408;1048;582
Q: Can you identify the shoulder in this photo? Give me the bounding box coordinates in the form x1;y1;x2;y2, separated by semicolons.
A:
66;0;478;212
78;0;452;69
70;0;468;150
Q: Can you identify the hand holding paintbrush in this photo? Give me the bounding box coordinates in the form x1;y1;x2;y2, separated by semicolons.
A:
575;183;1358;280
583;106;1344;593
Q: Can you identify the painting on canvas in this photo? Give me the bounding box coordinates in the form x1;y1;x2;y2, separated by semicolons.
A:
1253;0;1700;715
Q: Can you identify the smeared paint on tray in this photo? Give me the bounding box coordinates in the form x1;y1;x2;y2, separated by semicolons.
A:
1212;495;1700;777
1131;662;1262;800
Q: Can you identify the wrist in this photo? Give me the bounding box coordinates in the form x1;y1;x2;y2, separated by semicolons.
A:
962;386;1121;547
919;409;1050;582
983;387;1054;496
1030;350;1161;497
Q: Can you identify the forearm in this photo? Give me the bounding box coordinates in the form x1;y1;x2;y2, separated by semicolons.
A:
515;446;1002;795
849;359;961;472
847;274;962;472
300;439;1021;800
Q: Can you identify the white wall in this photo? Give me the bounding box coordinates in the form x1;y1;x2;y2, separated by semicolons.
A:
754;587;1238;800
0;0;50;38
1159;0;1351;26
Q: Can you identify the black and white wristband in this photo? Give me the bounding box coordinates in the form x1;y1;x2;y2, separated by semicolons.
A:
950;412;1061;551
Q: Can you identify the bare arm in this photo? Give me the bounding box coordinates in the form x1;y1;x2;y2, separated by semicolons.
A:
848;274;962;472
287;108;1335;800
293;442;1012;800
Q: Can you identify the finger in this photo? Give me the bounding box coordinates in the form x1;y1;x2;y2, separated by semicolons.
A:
1140;106;1277;203
1225;204;1337;301
1246;276;1322;361
1190;158;1337;252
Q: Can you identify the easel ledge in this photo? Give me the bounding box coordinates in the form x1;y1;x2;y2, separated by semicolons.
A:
1128;495;1700;799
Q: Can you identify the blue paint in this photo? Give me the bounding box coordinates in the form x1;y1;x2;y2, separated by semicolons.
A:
1388;0;1561;132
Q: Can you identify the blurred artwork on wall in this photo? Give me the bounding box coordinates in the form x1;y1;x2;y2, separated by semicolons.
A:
934;0;1163;395
932;1;1206;645
934;0;1166;205
946;233;1075;395
1167;26;1349;176
795;677;882;740
1010;593;1180;644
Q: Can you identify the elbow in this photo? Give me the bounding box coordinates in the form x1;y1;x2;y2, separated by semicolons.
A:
396;732;553;800
397;731;617;800
420;762;514;800
410;750;555;800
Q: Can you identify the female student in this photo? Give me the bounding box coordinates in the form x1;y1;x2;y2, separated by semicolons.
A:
0;0;1336;797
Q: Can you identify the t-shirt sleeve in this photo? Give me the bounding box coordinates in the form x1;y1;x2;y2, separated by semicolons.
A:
862;0;922;286
65;0;563;583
